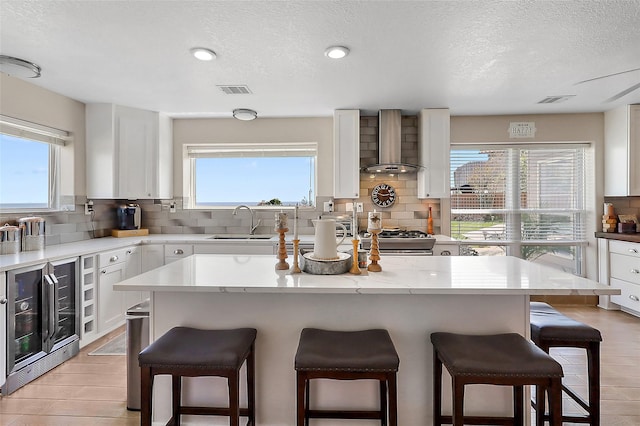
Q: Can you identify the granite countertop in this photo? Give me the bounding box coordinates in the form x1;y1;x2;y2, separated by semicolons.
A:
114;254;617;296
595;232;640;243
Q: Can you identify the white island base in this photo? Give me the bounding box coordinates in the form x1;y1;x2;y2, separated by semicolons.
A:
150;292;525;425
115;255;616;426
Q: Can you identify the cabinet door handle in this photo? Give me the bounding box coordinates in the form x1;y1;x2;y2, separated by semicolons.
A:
110;255;119;262
174;249;184;255
0;298;7;305
631;269;640;274
629;295;639;302
101;270;107;274
630;249;639;254
126;250;132;255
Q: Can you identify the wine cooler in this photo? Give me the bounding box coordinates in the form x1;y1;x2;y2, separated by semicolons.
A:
2;258;80;395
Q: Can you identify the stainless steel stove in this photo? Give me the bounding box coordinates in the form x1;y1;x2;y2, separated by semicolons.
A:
360;229;436;255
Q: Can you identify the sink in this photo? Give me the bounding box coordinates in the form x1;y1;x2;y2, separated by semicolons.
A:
207;235;273;240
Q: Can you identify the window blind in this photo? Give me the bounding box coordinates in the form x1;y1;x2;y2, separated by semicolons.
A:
186;142;317;158
450;145;587;243
0;115;71;146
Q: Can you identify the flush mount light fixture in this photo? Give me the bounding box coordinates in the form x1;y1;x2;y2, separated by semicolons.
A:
190;47;216;61
0;55;41;78
233;108;257;121
324;46;350;59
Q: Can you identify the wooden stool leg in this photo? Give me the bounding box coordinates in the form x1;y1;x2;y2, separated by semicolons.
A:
296;372;306;426
588;341;600;426
535;384;546;426
247;344;256;426
433;350;443;426
379;379;387;426
171;375;181;426
229;371;240;426
452;377;465;426
387;373;398;426
140;367;153;426
549;379;563;426
513;385;524;426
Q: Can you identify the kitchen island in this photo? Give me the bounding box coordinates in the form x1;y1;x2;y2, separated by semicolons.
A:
115;254;617;426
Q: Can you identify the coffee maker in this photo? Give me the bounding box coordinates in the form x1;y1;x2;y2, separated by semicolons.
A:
117;204;141;230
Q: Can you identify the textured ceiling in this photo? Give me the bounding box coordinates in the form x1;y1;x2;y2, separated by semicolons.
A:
1;0;639;118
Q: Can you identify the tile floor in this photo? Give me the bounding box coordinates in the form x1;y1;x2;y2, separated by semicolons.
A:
0;305;639;425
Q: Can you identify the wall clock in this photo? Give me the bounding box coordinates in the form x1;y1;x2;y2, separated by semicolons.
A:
371;183;396;208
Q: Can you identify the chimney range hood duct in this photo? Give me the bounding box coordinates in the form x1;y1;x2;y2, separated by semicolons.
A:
363;109;421;174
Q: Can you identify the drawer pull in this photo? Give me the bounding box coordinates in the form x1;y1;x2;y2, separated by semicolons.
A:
126;250;132;255
110;255;119;262
629;295;640;302
101;270;106;274
630;248;639;254
174;249;184;255
631;269;640;274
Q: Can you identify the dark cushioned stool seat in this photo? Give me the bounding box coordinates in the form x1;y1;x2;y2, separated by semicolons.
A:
139;327;256;426
295;328;399;426
530;302;602;426
431;332;564;426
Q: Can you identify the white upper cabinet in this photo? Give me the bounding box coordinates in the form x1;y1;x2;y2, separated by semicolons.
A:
333;109;360;199
604;104;640;196
86;103;173;199
417;108;450;199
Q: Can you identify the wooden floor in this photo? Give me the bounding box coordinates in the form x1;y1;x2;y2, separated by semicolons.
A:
0;305;639;425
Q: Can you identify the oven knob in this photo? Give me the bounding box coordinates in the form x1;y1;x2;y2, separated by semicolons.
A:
440;250;451;256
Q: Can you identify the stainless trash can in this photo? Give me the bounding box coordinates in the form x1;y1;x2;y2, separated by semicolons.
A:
126;299;149;411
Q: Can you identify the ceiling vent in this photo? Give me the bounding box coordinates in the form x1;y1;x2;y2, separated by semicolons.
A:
537;95;575;104
217;85;252;95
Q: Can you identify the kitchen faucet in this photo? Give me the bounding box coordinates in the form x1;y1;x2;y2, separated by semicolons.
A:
232;205;261;235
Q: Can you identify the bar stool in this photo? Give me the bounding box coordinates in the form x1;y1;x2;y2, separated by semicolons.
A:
294;328;399;426
431;332;564;426
530;302;602;426
138;326;256;426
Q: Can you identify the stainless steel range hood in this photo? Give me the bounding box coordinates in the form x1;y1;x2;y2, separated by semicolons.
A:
363;109;421;174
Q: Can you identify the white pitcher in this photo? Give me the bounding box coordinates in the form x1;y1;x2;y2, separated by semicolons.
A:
312;218;347;260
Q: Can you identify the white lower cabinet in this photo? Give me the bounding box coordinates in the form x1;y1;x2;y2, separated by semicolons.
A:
98;261;126;333
164;244;193;263
432;243;459;256
602;239;640;317
142;244;164;271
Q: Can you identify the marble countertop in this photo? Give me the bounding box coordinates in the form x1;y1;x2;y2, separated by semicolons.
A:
0;233;457;272
114;254;618;296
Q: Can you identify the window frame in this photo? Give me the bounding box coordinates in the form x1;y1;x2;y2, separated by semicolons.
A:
450;142;590;275
0;115;71;213
183;142;318;210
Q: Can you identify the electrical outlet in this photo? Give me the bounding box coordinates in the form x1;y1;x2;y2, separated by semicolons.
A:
356;202;363;212
169;200;176;213
84;200;94;215
323;201;334;212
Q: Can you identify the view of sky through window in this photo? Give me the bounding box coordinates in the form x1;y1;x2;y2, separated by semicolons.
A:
0;134;50;208
195;156;315;206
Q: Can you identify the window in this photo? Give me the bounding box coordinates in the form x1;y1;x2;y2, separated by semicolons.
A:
185;142;316;208
450;144;588;275
0;116;70;212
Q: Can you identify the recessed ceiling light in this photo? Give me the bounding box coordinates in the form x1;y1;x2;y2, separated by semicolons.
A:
190;47;216;61
0;55;41;78
233;108;257;121
324;46;349;59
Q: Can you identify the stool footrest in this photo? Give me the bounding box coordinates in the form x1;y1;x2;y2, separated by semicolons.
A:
440;415;513;425
307;409;382;420
178;406;251;417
